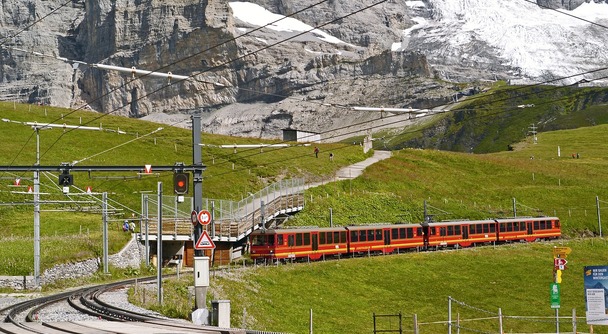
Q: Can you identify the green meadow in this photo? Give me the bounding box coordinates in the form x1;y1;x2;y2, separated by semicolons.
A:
0;103;366;275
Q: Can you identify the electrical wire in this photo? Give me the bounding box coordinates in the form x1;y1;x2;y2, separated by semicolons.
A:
38;0;391;161
3;0;608;184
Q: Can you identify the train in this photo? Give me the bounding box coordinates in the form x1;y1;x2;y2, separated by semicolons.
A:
249;216;561;261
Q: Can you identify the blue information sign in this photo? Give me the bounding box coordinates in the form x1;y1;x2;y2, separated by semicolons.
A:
584;266;608;325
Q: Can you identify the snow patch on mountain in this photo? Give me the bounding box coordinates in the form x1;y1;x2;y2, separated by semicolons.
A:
398;0;608;82
229;2;350;45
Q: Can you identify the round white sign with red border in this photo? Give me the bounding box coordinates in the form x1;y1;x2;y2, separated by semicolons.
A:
197;210;211;225
191;210;198;226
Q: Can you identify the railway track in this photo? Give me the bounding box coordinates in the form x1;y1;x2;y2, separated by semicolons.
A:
0;276;254;334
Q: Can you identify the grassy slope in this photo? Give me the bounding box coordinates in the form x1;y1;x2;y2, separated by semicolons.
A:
136;123;608;333
211;239;604;334
0;103;367;275
379;83;608;153
292;124;608;236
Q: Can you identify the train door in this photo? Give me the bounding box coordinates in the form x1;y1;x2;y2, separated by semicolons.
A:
527;222;533;235
462;225;469;240
384;230;391;246
422;223;430;249
312;234;319;251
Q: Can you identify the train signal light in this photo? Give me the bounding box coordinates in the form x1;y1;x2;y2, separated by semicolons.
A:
173;172;189;194
58;172;73;186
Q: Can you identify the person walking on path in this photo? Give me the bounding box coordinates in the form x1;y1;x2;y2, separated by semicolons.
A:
314;146;319;158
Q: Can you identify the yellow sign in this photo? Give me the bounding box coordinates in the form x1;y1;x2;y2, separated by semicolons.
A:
553;246;572;258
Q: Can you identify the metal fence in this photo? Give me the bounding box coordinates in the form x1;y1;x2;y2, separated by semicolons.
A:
141;178;306;241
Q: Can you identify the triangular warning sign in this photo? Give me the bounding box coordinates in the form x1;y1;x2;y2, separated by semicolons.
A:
86;186;92;193
194;231;216;250
14;178;20;186
144;164;152;174
27;186;33;193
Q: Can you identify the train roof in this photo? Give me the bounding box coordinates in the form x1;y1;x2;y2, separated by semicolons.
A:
250;226;346;235
428;216;559;227
345;223;421;230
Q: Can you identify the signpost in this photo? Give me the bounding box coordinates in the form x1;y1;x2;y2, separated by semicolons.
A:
552;246;571;333
550;283;561;309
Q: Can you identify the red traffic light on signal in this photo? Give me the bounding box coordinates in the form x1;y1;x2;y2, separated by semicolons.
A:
173;172;189;194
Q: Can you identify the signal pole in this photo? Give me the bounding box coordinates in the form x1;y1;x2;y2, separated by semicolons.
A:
191;114;210;324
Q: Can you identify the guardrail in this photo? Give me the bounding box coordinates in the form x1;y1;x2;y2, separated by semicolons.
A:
140;179;306;241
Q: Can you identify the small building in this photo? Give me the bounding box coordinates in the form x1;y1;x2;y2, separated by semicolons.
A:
282;128;321;143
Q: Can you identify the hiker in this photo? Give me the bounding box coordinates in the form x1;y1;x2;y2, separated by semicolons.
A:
329;152;334;161
314;146;319;158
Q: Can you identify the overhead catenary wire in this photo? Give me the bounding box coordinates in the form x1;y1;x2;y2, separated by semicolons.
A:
0;0;600;169
208;73;608;178
36;0;391;162
2;0;608;182
0;0;334;170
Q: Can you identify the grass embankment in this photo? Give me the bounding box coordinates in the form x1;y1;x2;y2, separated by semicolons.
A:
131;123;608;333
293;124;608;236
134;239;606;333
0;103;367;276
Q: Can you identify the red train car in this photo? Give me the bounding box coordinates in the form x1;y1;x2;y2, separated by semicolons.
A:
249;216;561;262
250;227;348;261
345;224;424;255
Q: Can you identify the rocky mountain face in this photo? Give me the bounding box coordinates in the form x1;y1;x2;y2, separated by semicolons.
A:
0;0;606;140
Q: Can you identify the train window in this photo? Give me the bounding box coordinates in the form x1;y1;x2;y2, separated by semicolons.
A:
476;224;483;234
376;229;382;240
469;225;475;234
333;231;340;243
440;227;446;236
358;230;366;242
555;221;560;228
392;229;399;240
540;221;546;230
455;225;461;235
407;228;413;238
490;224;495;233
268;236;275;246
304;233;310;245
368;230;375;241
417;227;422;236
252;235;265;246
518;222;524;231
288;235;295;247
534;221;539;230
327;232;333;244
499;223;505;232
448;226;454;235
351;231;358;242
296;234;303;246
320;233;326;245
507;223;512;232
341;231;347;243
483;224;489;233
277;235;284;245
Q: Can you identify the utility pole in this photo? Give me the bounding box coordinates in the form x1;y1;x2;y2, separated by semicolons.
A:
529;123;538;144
